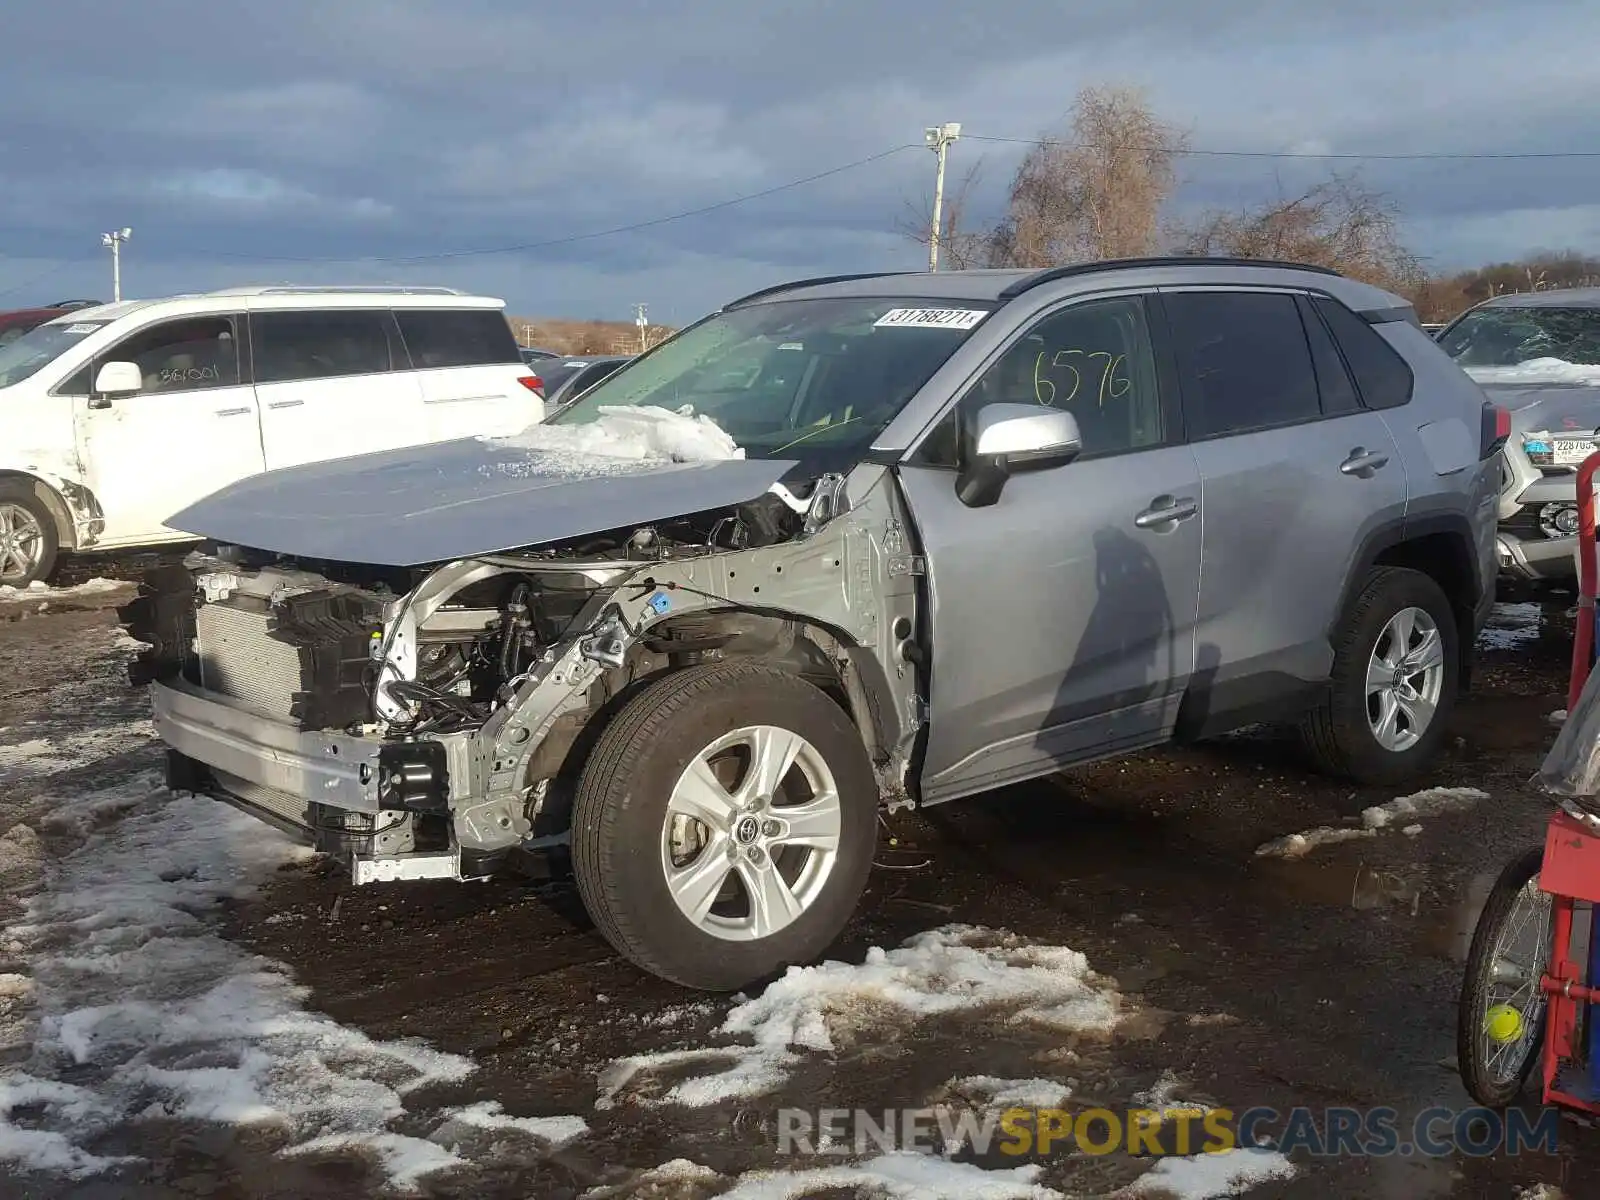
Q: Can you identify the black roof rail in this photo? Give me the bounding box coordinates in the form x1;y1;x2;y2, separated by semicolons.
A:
995;256;1342;301
722;271;915;310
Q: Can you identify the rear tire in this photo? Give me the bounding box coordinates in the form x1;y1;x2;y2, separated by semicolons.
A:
1457;846;1548;1107
0;482;58;588
571;661;878;991
1299;567;1458;785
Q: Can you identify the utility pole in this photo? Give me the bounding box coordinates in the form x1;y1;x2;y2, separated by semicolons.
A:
634;303;649;354
924;123;961;272
101;227;132;302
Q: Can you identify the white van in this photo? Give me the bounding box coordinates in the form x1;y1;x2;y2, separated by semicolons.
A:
0;286;545;586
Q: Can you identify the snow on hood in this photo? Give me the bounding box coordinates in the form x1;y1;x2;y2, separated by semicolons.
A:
1463;357;1600;387
487;405;745;465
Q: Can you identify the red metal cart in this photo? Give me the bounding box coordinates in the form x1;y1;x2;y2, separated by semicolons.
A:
1459;451;1600;1113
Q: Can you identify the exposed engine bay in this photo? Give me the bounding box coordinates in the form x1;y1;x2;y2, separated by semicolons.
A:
123;471;922;885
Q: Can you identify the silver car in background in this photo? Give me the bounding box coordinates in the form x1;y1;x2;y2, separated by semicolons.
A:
1436;289;1600;588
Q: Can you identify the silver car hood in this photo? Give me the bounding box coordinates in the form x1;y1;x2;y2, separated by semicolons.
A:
1480;382;1600;434
166;438;797;567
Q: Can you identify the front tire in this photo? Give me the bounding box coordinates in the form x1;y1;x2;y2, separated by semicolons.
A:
571;661;878;991
0;483;58;588
1300;567;1459;785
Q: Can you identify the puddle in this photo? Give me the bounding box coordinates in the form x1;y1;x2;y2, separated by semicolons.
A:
1479;602;1545;651
1251;859;1428;915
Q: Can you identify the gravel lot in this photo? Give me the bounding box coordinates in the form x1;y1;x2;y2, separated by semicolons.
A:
0;557;1592;1199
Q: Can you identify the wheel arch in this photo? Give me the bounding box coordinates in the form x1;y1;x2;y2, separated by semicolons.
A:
0;469;82;552
1340;513;1482;686
523;609;901;837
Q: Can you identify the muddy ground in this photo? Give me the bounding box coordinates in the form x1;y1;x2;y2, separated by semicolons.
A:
0;553;1593;1199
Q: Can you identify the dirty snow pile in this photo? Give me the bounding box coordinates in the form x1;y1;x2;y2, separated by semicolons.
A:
1464;358;1600;387
598;926;1123;1110
491;405;745;465
0;775;584;1187
1254;786;1489;859
0;577;128;601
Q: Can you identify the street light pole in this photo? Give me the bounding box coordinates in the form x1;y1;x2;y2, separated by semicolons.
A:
634;303;649;354
924;123;961;272
101;227;131;302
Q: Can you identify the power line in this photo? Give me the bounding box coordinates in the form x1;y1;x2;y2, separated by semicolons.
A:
961;133;1600;161
199;143;923;266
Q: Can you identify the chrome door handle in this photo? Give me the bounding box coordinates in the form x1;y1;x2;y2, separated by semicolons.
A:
1340;448;1389;476
1134;495;1198;529
267;399;305;410
214;406;251;417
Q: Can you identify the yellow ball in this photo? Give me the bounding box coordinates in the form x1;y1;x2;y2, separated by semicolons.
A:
1484;1004;1525;1044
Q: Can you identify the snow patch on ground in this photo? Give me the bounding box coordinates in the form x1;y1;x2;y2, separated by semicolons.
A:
597;926;1122;1109
1550;709;1569;726
0;718;156;784
0;772;592;1190
718;1151;1059;1200
1116;1146;1298;1198
1255;787;1489;859
952;1075;1073;1109
1362;786;1488;830
490;405;744;473
582;1156;724;1198
1465;358;1600;386
0;578;129;601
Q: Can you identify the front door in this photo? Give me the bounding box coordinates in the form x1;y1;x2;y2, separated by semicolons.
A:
898;293;1203;804
76;313;266;544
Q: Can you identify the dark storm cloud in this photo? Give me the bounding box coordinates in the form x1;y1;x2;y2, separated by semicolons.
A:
3;0;1597;316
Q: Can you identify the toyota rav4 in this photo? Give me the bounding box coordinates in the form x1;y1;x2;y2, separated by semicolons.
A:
125;258;1505;992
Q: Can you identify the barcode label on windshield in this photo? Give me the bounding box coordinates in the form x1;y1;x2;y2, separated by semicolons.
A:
874;307;988;330
64;323;99;334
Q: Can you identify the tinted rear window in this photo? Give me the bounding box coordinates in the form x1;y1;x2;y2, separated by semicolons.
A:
253;310;397;383
396;309;521;369
1312;296;1414;410
1163;292;1321;438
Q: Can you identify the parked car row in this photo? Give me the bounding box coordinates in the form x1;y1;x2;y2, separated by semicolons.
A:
1432;288;1600;590
115;256;1506;992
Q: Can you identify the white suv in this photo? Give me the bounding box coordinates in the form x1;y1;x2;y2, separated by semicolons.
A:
0;285;544;586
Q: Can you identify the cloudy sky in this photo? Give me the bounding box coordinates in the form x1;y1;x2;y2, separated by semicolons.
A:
3;0;1597;323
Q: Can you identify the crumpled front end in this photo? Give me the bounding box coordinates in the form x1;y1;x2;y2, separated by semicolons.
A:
124;466;922;887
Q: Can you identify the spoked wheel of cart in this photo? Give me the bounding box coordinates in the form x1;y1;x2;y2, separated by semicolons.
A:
1457;845;1553;1106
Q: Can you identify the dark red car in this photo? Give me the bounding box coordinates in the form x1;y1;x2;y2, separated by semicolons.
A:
0;302;101;347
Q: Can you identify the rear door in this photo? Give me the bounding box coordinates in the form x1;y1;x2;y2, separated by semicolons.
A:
1157;288;1408;725
899;293;1203;803
251;308;423;470
393;308;541;440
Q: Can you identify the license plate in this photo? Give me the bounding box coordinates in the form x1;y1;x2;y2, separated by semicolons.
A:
1554;438;1597;465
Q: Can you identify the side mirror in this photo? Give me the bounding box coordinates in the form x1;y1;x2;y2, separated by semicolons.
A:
956;403;1082;508
92;361;142;403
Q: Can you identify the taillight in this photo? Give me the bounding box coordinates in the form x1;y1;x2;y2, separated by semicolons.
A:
1481;402;1510;458
518;375;544;397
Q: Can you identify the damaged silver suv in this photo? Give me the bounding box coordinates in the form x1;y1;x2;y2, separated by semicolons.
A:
126;259;1504;991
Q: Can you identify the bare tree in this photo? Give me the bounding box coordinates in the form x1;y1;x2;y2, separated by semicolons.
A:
894;161;992;270
988;85;1189;267
1175;172;1422;293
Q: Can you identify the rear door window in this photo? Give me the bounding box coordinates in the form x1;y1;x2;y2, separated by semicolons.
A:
394;309;521;369
1311;295;1415;410
1163;291;1322;438
253;310;398;383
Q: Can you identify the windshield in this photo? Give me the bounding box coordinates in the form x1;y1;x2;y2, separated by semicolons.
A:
0;320;107;389
548;297;994;461
1439;306;1600;369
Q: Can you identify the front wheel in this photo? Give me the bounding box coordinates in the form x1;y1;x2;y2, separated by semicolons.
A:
0;483;58;588
1299;566;1459;785
571;661;879;991
1457;845;1550;1107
